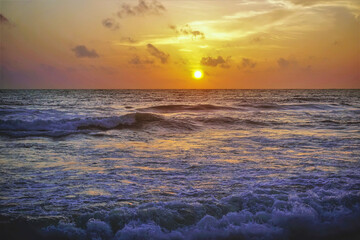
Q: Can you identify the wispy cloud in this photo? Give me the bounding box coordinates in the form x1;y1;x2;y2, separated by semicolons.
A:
224;10;269;20
72;45;99;58
121;37;137;43
147;44;169;64
0;14;12;26
117;0;166;18
169;24;205;39
277;57;297;68
201;56;231;68
129;55;154;65
240;58;257;69
102;1;166;32
286;0;333;6
102;18;119;31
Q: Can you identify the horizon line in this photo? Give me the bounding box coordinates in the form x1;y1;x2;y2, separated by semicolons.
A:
1;88;360;90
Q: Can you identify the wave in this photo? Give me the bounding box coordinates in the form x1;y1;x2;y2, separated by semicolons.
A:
1;190;359;240
137;102;339;113
0;112;195;137
320;119;360;125
292;97;323;102
137;104;238;113
0;103;356;138
196;117;270;127
236;103;340;111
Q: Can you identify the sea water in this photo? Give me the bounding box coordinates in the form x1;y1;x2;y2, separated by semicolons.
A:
0;89;359;239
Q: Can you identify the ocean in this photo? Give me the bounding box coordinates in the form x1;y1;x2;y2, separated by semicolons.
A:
0;89;359;239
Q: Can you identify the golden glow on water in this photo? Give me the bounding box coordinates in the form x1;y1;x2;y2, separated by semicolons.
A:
82;189;110;196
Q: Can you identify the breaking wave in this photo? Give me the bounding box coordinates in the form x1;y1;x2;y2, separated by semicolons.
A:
0;114;287;138
2;109;355;138
0;112;195;137
2;190;359;240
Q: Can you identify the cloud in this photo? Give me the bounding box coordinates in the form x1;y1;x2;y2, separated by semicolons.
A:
169;24;205;39
251;36;264;43
117;0;166;18
121;37;137;43
129;55;154;65
146;44;169;64
277;57;297;68
201;56;231;68
0;14;11;26
71;45;99;58
241;58;257;68
287;0;360;8
287;0;329;6
169;24;176;31
102;18;119;30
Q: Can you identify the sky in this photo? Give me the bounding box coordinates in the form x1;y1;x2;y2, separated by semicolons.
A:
0;0;359;89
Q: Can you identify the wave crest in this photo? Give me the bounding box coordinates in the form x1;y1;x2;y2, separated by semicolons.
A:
37;190;360;240
0;112;194;137
137;104;237;113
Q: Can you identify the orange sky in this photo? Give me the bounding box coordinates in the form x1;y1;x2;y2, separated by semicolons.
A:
1;0;359;89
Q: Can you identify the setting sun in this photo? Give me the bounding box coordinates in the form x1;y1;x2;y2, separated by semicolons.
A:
194;70;203;79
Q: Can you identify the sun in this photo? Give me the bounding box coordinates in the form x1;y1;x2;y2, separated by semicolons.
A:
193;70;203;79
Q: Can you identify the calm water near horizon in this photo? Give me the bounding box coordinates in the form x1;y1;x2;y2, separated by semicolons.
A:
0;89;359;239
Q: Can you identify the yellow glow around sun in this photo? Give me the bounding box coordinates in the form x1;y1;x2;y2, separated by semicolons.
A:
194;70;203;79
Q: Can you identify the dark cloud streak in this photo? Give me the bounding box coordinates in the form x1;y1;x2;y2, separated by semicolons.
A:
169;24;205;39
242;58;257;68
0;14;11;26
129;55;154;65
277;57;297;68
71;45;99;58
121;37;137;43
117;0;166;18
201;56;231;68
102;18;119;30
288;0;329;6
147;44;169;64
